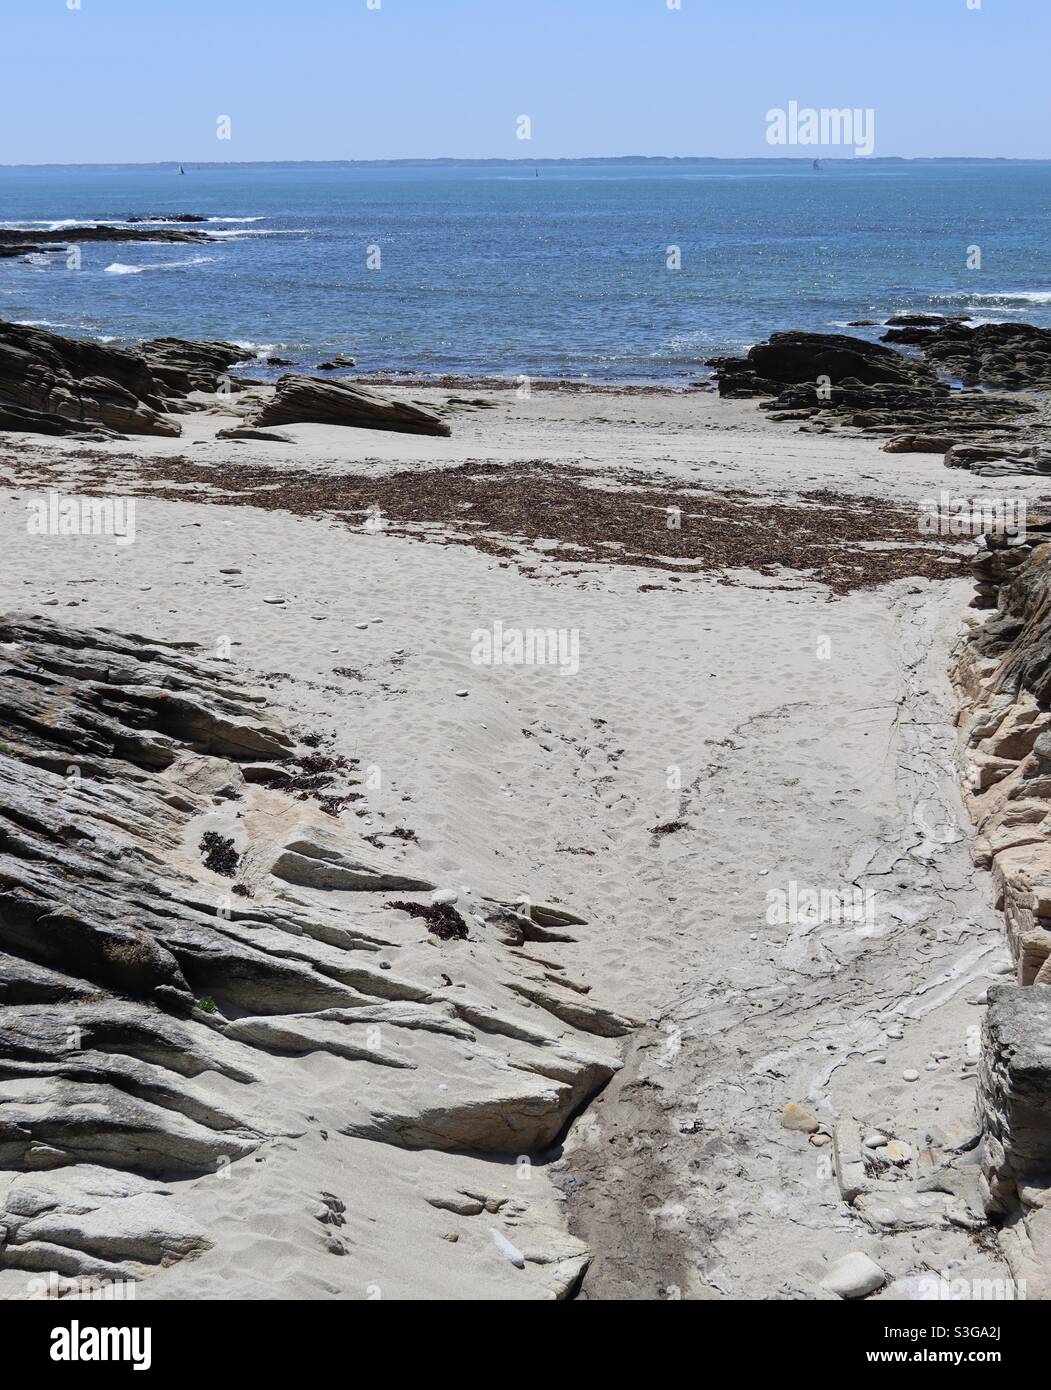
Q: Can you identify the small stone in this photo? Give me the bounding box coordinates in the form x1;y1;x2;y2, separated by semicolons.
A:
781;1102;820;1134
455;689;469;697
863;1132;889;1150
902;1069;920;1082
355;622;369;629
821;1251;887;1300
809;1133;830;1147
881;1140;912;1165
431;889;459;906
262;595;285;605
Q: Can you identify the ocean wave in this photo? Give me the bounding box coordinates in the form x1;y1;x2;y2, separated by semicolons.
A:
205;228;307;238
207;216;267;223
231;340;279;358
104;256;216;275
928;291;1051;306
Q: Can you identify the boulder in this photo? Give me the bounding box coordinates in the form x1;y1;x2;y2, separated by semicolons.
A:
253;374;451;436
820;1251;887;1299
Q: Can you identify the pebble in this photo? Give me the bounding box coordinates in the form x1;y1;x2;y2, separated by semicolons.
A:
902;1069;920;1082
431;889;459;906
355;622;369;630
881;1140;912;1164
219;567;241;575
973;989;989;1005
821;1252;887;1300
262;595;285;605
871;1054;887;1065
455;689;469;697
809;1133;830;1148
863;1132;889;1150
781;1102;820;1134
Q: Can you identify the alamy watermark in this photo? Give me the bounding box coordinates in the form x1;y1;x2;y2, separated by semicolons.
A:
470;620;580;675
918;492;1026;543
766;880;877;928
766;102;875;158
26;491;136;546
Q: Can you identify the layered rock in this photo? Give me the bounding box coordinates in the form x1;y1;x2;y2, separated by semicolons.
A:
0;615;623;1296
954;539;1051;1292
0;320;179;438
896;320;1051;393
253;374;452;436
135;338;249;397
707;325;1047;450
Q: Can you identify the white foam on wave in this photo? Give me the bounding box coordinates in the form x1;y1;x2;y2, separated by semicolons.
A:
231;340;279;358
929;291;1051;306
207;216;267;223
104;255;216;276
205;228;307;239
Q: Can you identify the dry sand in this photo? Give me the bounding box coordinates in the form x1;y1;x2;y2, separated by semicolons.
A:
2;382;1042;1299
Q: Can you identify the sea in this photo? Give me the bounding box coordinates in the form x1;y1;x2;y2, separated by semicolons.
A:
1;160;1049;384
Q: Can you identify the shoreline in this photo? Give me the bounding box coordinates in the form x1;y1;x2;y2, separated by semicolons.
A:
1;315;1051;1300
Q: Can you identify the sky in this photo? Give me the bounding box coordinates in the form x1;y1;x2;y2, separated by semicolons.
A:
2;0;1048;164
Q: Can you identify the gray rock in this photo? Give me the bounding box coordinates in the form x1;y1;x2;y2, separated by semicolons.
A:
253;374;451;437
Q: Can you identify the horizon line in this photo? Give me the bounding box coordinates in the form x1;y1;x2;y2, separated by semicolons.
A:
2;155;1049;170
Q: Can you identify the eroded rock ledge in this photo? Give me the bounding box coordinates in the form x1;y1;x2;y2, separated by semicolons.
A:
954;534;1051;1295
0;615;628;1298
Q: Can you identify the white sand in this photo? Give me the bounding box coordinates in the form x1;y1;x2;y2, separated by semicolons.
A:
0;385;1032;1298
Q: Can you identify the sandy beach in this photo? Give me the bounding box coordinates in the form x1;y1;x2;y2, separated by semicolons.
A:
5;373;1049;1299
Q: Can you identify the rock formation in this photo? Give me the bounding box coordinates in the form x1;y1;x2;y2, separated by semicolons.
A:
0;321;180;438
707;325;1048;451
135;338;249;398
252;374;452;436
0;615;623;1296
0;321;454;442
954;534;1051;1295
0;226;212;247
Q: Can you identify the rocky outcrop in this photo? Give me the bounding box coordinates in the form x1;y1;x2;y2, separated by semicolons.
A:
0;615;624;1296
708;325;1047;450
708;330;932;398
954;539;1051;1292
135;338;248;397
0;320;180;438
253;374;452;436
898;320;1051;393
0;322;258;437
0;225;212;246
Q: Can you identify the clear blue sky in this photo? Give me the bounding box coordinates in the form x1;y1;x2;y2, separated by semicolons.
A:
3;0;1048;163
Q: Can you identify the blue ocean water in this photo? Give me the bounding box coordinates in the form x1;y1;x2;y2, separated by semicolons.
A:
1;161;1049;383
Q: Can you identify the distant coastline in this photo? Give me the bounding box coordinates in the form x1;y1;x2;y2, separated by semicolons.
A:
2;155;1049;171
